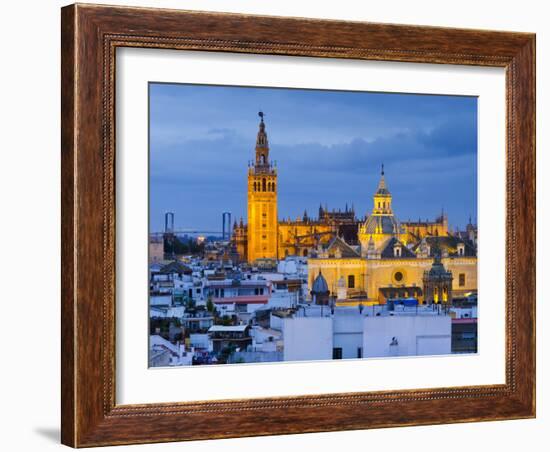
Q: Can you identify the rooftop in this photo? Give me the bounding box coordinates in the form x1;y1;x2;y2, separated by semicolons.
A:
208;325;249;333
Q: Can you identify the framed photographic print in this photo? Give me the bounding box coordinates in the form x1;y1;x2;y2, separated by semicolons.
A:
61;3;536;447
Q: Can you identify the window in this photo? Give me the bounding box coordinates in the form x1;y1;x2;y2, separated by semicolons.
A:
347;274;355;288
394;247;401;257
332;348;343;359
459;273;466;287
394;271;403;282
262;178;266;191
272;183;276;191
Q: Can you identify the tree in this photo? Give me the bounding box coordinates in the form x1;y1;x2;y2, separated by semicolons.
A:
206;297;214;313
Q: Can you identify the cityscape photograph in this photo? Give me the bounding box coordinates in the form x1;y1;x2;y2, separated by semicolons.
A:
148;83;478;367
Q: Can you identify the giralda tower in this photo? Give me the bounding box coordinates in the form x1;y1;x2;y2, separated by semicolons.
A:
247;112;278;263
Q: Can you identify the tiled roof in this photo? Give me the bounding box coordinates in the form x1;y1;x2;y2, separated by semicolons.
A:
413;236;476;257
362;215;400;235
325;236;361;258
379;237;416;258
160;260;193;275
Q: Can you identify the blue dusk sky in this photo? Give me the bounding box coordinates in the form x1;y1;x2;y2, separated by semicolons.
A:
149;83;477;233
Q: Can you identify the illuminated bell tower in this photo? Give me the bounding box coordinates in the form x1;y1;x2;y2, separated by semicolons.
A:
247;112;278;263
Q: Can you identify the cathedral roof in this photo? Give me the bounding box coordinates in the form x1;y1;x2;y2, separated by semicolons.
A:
380;237;416;258
325;236;361;258
362;214;400;235
311;271;329;294
412;235;476;257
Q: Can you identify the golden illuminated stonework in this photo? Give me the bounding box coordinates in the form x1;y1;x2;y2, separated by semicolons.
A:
246;112;278;263
232;113;476;308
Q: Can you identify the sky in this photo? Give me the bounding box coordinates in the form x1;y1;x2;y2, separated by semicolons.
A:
149;83;477;233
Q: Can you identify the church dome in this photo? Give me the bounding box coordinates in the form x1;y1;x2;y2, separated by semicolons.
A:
362;214;400;235
311;270;329;294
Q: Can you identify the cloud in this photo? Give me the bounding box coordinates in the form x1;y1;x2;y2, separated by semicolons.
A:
148;84;477;231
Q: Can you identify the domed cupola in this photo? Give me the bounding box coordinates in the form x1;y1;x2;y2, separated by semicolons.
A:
358;165;401;256
311;270;330;305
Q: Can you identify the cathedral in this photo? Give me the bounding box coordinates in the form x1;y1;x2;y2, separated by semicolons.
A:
232;113;477;304
232;112;352;262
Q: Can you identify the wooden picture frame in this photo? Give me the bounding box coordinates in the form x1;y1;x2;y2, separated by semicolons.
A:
61;3;535;447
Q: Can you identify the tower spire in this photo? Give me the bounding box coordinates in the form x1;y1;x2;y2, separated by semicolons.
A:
255;111;269;167
375;164;389;195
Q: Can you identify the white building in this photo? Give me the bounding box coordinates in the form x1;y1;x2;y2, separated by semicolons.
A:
149;305;185;319
189;333;213;352
362;314;451;358
150;293;172;307
250;326;283;353
450;306;478;319
282;316;333;362
277;304;452;361
333;308;364;359
149;334;194;366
